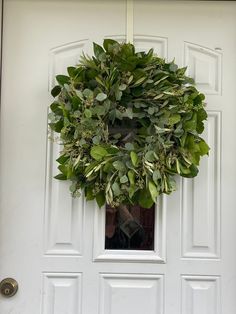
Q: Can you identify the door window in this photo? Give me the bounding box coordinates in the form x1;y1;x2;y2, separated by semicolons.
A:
105;204;155;250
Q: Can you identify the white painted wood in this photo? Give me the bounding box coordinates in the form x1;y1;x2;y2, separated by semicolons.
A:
182;112;221;259
45;41;88;256
99;274;164;314
0;1;236;314
126;0;134;44
184;42;222;95
42;273;82;314
134;35;168;58
181;276;220;314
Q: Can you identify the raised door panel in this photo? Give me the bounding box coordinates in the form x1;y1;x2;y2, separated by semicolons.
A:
181;112;221;259
181;276;220;314
45;41;89;256
100;274;164;314
184;42;222;95
42;273;82;314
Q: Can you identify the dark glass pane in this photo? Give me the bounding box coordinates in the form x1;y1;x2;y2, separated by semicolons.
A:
105;204;155;250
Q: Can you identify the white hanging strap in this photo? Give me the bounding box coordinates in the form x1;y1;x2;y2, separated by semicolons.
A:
126;0;134;44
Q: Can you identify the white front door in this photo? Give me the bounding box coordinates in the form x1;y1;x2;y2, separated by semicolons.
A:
1;1;236;313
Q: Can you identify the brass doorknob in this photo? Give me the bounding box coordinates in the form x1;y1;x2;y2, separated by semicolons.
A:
0;278;18;297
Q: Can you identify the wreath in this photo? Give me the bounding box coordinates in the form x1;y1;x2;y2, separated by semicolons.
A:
48;39;209;209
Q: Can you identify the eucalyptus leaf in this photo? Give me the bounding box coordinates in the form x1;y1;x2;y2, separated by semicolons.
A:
126;108;133;119
119;83;127;91
83;89;93;98
103;38;118;52
56;75;70;85
138;189;154;208
69;182;77;193
153;170;161;184
112;182;121;196
113;160;126;171
67;66;76;77
115;89;122;101
84;109;92;118
130;151;139;167
90;146;108;160
145;151;156;162
148;180;159;202
96;92;107;102
120;175;128;183
169;62;178;72
54;173;67;180
51;85;61;97
125;142;134;151
96;191;106;208
93;42;105;58
133;76;146;86
92;135;101;144
128;170;135;185
56;155;69;165
199;139;210;155
148;107;155;115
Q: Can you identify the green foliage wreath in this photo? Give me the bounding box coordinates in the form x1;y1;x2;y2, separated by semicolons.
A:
48;39;209;208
